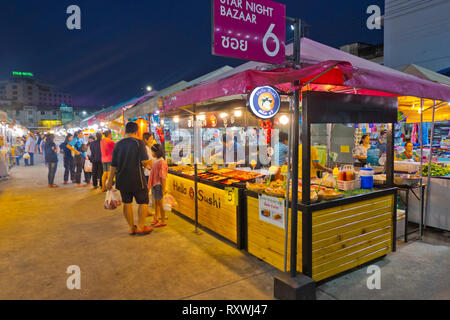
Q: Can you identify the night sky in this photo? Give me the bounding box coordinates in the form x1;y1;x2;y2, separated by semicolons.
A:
0;0;384;109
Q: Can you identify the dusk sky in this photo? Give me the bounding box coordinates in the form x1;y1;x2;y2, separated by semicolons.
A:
1;0;384;108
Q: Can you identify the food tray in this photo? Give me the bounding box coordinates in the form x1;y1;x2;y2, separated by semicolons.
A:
318;193;344;201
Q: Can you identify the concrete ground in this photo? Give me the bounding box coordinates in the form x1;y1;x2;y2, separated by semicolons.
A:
0;158;449;300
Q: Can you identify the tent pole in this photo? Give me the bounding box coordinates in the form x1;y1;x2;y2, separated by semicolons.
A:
283;96;294;272
193;104;199;234
424;101;436;231
289;18;301;278
419;99;424;239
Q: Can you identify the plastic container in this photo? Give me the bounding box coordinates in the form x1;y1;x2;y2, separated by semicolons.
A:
361;176;374;189
359;168;375;177
337;180;357;191
367;147;380;166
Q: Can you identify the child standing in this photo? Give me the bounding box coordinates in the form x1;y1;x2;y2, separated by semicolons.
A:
148;144;168;228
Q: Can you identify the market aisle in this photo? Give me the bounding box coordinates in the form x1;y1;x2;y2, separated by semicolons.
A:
0;160;276;300
1;160;449;300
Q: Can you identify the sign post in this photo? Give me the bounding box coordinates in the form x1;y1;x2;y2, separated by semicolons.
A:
212;0;286;64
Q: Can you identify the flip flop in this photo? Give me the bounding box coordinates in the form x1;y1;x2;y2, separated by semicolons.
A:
136;226;153;235
154;222;167;228
151;220;159;226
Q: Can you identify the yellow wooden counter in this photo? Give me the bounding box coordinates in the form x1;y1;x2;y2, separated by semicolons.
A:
167;172;244;247
246;189;396;282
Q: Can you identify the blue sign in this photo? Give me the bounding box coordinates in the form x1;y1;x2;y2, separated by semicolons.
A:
248;86;281;119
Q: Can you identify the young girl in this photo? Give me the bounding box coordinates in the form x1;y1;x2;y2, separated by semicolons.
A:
148;144;168;228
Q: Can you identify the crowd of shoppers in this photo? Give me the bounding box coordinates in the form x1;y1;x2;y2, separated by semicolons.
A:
26;122;167;236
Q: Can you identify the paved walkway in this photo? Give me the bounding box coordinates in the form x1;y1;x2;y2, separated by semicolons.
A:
0;159;449;300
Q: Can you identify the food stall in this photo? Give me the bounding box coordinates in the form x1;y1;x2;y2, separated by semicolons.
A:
0;112;10;178
162;97;291;249
129;37;449;285
245;92;398;281
394;99;450;233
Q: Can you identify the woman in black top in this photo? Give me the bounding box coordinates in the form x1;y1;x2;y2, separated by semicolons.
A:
88;132;104;189
45;134;59;188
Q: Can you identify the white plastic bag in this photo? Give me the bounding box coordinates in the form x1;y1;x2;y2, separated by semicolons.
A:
84;159;93;172
162;194;178;212
23;153;30;160
104;190;122;210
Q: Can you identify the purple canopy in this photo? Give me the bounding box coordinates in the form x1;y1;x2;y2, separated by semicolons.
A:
162;38;450;112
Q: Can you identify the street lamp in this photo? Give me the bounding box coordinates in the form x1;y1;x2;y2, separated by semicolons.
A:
146;86;153;92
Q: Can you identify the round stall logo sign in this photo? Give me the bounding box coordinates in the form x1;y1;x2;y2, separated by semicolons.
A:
249;86;281;119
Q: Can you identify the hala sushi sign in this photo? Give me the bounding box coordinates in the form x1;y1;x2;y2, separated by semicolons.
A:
248;86;281;119
212;0;286;64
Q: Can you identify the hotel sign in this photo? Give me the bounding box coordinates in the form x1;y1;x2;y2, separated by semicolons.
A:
12;71;34;77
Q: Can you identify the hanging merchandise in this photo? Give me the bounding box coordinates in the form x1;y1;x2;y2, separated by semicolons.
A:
398;111;407;122
411;124;418;144
156;126;164;143
422;122;430;145
258;120;273;145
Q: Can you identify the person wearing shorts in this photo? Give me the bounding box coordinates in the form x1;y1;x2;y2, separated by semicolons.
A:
107;122;153;236
148;144;168;228
101;130;115;191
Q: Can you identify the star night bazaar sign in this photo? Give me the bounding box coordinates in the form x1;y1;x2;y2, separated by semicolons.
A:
212;0;286;64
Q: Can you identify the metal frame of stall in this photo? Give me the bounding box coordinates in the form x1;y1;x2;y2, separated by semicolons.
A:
287;91;399;279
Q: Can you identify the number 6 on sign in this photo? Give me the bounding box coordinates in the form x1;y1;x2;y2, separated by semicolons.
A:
263;24;280;57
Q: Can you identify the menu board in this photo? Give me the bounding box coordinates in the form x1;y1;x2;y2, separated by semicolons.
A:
258;194;285;229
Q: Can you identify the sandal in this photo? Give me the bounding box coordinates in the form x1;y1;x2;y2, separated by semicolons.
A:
136;226;153;235
154;222;167;228
129;225;137;236
151;220;159;226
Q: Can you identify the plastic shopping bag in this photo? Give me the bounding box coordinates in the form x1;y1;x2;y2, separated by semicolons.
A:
104;190;122;210
23;153;30;160
84;159;93;173
162;194;178;212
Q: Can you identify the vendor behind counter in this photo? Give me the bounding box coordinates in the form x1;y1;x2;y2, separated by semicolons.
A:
396;141;420;162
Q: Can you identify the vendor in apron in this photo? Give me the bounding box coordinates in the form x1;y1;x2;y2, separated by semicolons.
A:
353;134;371;168
396;142;420;162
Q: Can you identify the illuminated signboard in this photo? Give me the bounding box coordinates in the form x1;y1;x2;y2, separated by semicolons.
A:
12;71;34;77
248;86;281;119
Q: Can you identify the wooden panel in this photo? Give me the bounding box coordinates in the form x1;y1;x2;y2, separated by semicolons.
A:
313;207;392;233
197;182;237;244
247;196;302;272
314;246;391;282
312;197;392;224
167;174;195;220
167;174;238;243
311;195;394;282
313;233;391;267
313;212;392;242
312;219;391;251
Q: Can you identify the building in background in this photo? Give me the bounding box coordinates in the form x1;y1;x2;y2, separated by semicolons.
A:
5;105;90;130
0;72;91;130
384;0;450;75
0;71;72;108
340;42;384;64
